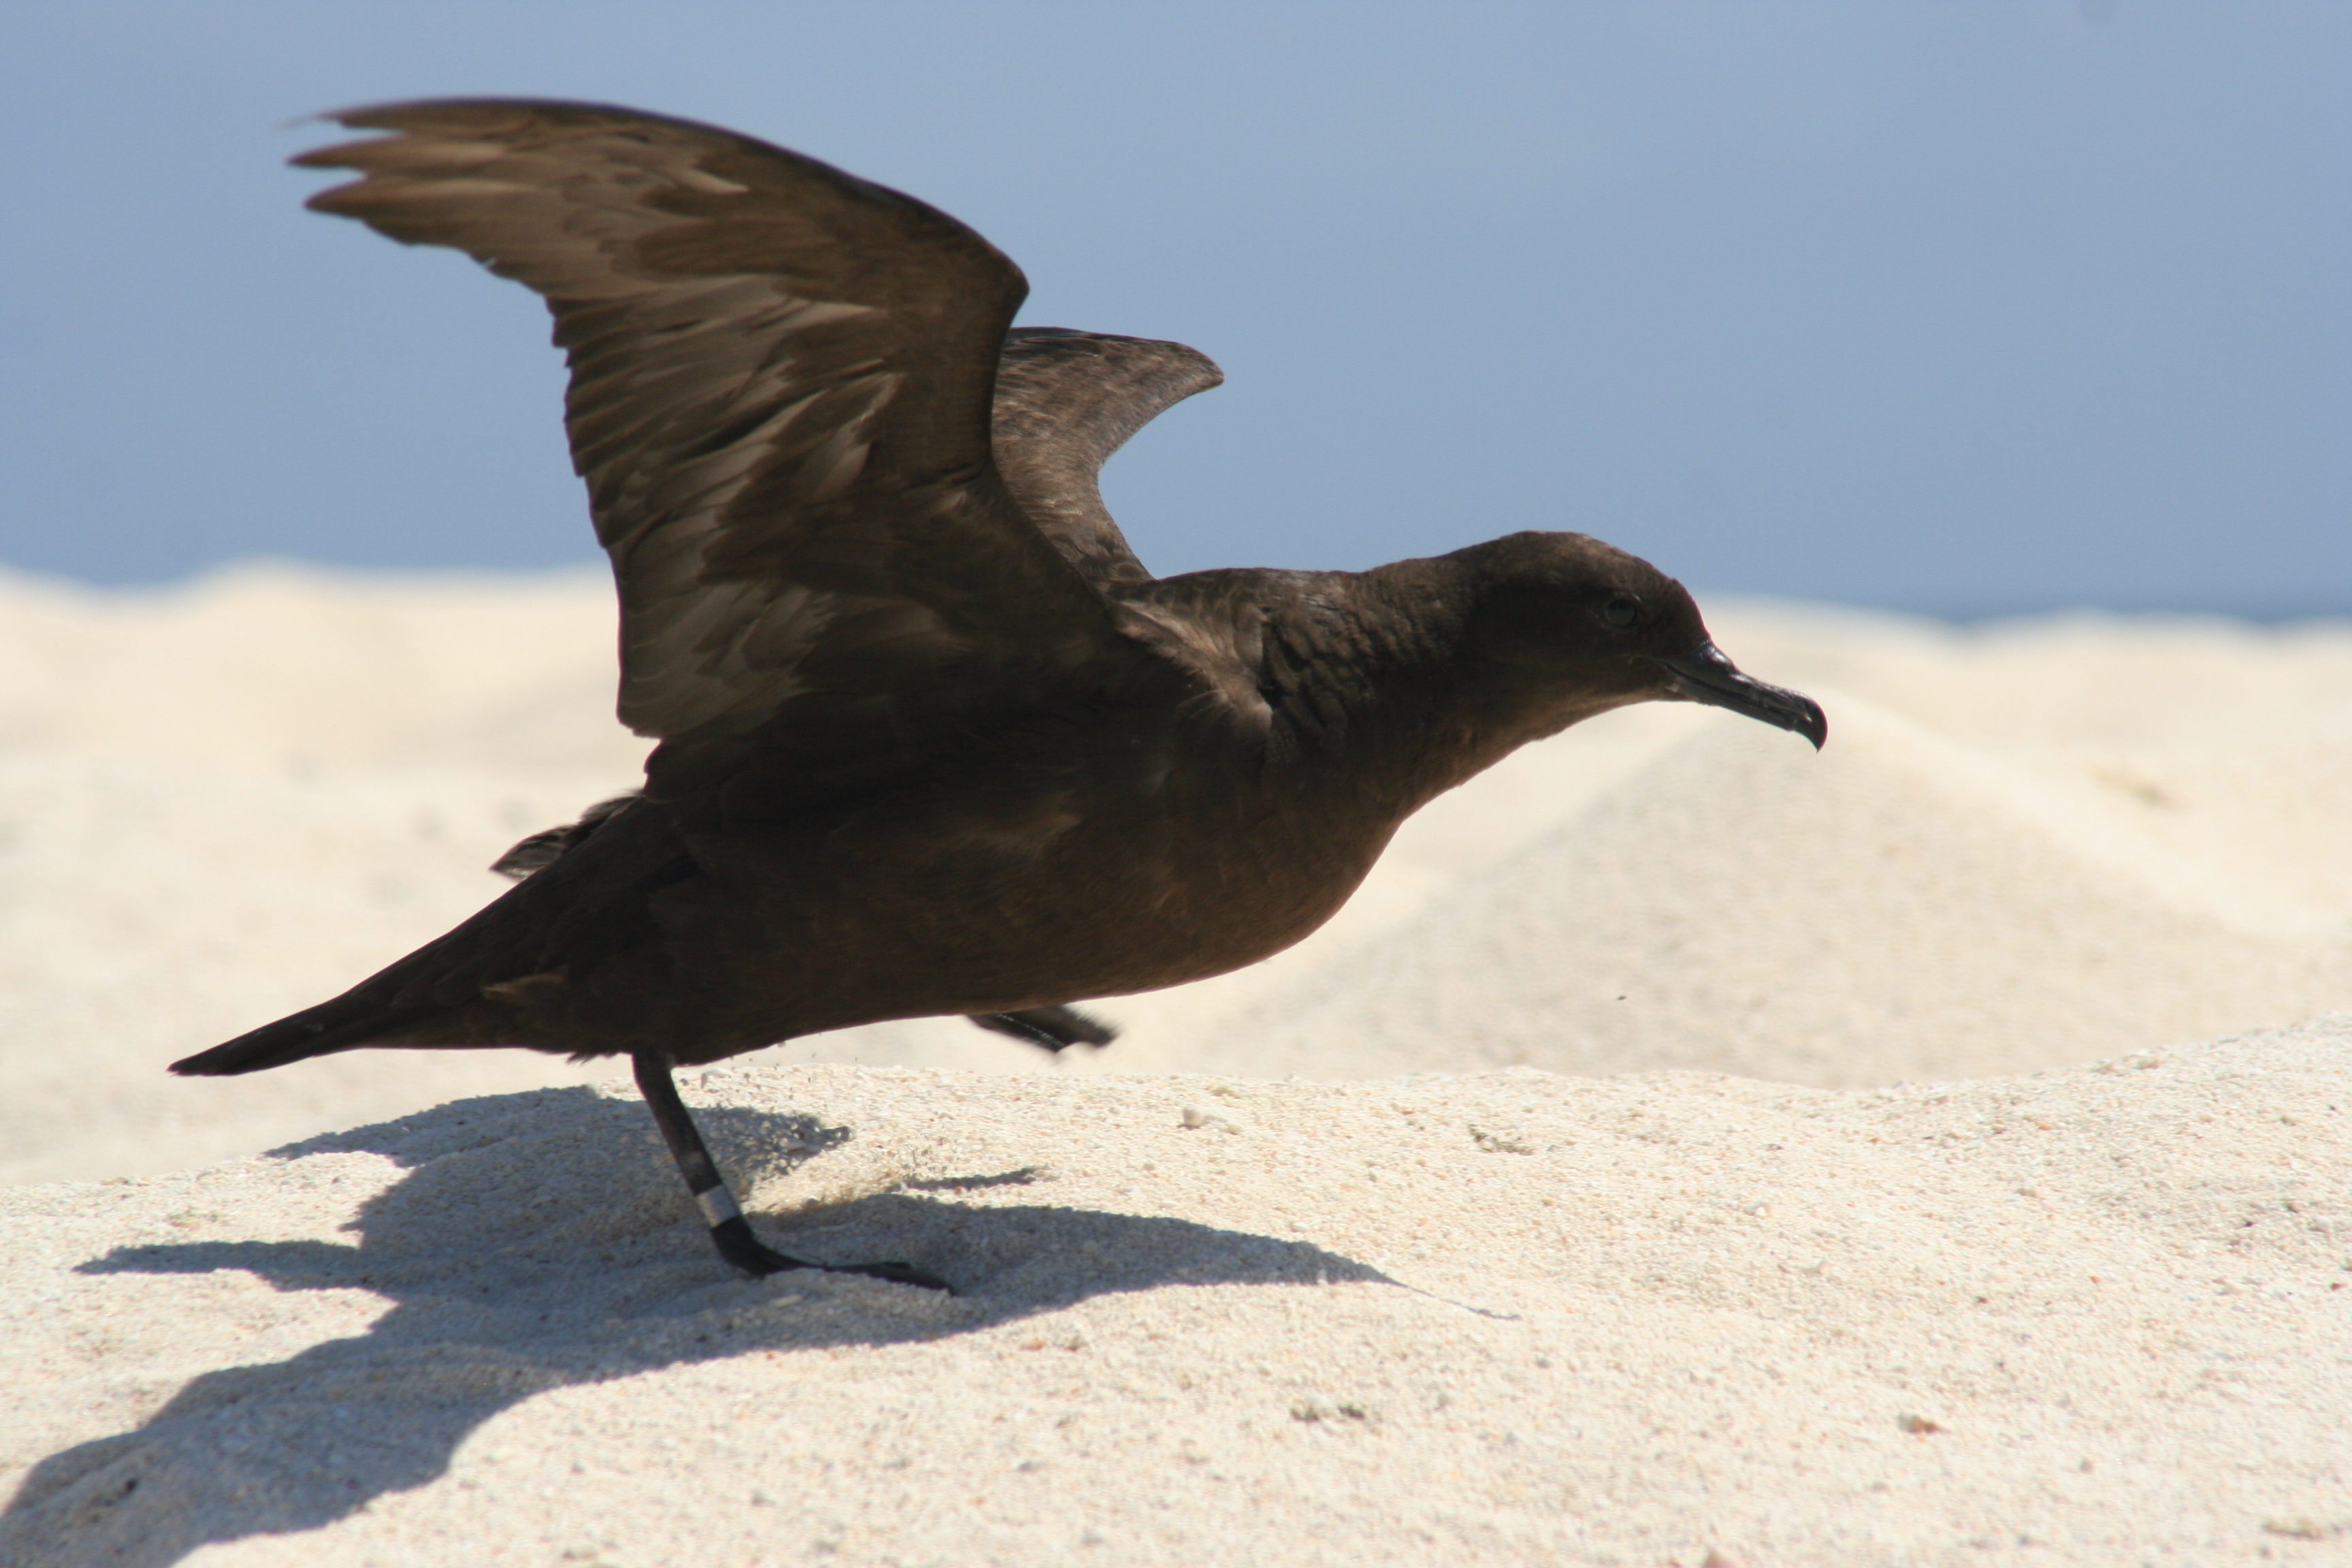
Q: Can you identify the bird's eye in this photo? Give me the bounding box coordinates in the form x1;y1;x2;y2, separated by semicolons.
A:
1600;593;1641;628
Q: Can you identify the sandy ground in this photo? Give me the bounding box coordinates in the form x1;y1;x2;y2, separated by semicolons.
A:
1;566;2347;1563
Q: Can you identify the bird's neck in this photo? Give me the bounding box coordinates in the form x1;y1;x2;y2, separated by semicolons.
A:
1265;557;1649;824
1253;561;1516;817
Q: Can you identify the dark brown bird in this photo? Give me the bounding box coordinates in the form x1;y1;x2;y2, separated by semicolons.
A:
174;100;1827;1289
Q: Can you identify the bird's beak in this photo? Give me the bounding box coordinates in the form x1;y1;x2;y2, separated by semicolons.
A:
1655;643;1827;749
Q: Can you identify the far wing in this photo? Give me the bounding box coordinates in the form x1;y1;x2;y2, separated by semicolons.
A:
297;99;1156;800
991;329;1224;590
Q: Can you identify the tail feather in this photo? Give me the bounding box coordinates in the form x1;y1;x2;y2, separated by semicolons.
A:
171;994;440;1077
174;794;691;1079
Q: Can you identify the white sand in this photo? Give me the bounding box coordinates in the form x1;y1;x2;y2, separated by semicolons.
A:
1;566;2347;1563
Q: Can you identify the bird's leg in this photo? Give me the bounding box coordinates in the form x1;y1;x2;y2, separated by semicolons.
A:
631;1051;949;1290
967;1003;1118;1053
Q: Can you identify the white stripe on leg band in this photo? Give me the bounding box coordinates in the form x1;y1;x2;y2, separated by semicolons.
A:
696;1186;742;1227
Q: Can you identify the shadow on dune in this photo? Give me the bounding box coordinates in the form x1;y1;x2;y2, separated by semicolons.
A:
1;1084;1390;1567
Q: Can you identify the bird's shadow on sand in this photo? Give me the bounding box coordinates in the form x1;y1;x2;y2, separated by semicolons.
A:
2;1084;1392;1567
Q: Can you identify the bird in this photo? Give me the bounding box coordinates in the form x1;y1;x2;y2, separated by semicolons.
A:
174;99;1827;1290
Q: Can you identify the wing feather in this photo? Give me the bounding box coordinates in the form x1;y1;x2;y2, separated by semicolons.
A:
297;99;1158;799
991;329;1223;589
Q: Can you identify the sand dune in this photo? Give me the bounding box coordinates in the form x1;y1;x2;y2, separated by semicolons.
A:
0;567;2346;1563
1222;698;2351;1085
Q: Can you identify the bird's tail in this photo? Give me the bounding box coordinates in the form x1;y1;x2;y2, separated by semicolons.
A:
170;987;438;1077
175;794;678;1079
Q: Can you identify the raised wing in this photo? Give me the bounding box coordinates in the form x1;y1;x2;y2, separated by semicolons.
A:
992;329;1223;589
297;99;1153;800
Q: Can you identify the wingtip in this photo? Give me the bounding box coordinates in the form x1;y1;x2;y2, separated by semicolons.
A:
282;99;415;141
282;99;496;168
283;103;403;172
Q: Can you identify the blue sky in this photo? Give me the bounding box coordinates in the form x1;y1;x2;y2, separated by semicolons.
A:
1;2;2344;616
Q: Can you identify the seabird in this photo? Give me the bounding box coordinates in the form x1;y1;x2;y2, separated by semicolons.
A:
174;100;1827;1289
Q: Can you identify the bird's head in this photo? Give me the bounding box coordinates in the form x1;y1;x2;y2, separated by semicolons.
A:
1443;531;1827;749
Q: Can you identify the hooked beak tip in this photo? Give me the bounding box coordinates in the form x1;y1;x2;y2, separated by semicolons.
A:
1797;700;1829;751
1658;644;1827;751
